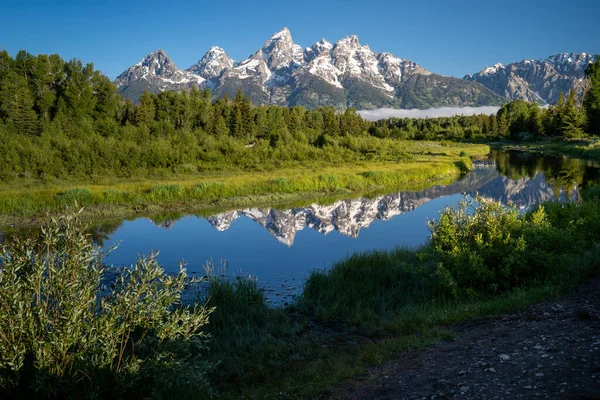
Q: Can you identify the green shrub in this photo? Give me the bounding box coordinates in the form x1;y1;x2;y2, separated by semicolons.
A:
318;174;340;188
0;213;213;398
268;177;291;192
453;157;473;173
361;171;381;179
428;195;551;295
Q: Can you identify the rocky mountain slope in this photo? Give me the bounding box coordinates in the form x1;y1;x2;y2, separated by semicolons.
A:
464;52;599;104
114;49;205;102
115;28;504;109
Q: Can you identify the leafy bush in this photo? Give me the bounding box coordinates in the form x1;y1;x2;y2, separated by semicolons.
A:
361;170;381;179
453;157;473;173
0;213;213;398
268;177;291;192
428;195;551;295
318;174;340;189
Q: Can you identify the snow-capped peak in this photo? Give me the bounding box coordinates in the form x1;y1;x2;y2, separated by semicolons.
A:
187;46;235;80
269;27;292;41
115;49;204;95
133;49;175;72
545;52;597;76
482;63;505;74
261;27;299;70
336;35;361;48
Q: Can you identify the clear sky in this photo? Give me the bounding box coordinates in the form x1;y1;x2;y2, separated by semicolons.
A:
1;0;599;79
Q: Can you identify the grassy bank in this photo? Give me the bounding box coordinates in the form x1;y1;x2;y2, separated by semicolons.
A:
0;141;488;227
198;193;600;398
492;137;600;163
2;190;600;399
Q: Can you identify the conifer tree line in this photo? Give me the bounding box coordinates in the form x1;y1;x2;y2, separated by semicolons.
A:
1;50;599;181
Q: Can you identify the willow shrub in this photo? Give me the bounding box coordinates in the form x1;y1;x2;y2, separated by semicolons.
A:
429;195;553;296
0;212;213;398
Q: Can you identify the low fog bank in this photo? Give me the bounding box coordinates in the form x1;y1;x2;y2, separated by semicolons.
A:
358;106;501;121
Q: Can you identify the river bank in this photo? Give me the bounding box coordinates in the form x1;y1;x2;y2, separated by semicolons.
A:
0;142;488;228
322;274;600;399
490;137;600;163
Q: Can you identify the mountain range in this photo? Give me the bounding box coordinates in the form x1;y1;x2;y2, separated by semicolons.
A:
115;27;598;110
464;52;598;105
115;28;504;109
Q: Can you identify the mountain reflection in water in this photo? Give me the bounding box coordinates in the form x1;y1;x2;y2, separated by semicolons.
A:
154;152;590;247
2;151;598;305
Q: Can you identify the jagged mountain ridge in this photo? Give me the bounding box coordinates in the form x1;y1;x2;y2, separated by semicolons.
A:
464;52;599;104
115;27;505;109
114;49;206;102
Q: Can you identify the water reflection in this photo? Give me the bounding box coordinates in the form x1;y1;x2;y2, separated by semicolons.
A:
125;151;596;248
2;151;599;304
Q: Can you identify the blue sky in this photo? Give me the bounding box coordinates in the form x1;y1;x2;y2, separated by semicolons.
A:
1;0;598;79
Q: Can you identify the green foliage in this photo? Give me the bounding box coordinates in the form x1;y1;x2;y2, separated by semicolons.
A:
453;157;472;173
300;248;436;327
429;196;550;294
301;195;600;329
56;188;93;203
0;213;213;398
584;60;600;135
201;274;303;385
148;184;185;201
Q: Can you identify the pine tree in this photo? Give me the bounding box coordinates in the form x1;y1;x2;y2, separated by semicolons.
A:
559;89;586;138
137;92;156;126
583;61;600;135
0;75;39;135
528;104;544;137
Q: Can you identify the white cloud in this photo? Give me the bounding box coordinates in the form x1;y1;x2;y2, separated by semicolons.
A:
358;106;501;121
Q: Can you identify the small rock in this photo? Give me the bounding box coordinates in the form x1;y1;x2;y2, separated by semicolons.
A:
535;373;544;377
458;370;467;376
486;368;497;373
460;386;470;393
499;354;510;360
524;385;533;390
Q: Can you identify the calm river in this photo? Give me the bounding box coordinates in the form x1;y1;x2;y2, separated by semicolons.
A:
8;151;600;304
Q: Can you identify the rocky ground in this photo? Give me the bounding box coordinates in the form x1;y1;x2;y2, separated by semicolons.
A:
323;277;600;399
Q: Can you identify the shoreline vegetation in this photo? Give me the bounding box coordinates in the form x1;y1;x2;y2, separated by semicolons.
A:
1;52;600;398
2;191;599;399
0;145;485;228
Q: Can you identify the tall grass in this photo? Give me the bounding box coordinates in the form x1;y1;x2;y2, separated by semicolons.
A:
299;195;600;332
0;144;487;226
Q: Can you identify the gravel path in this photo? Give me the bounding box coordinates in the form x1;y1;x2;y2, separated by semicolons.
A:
323;277;600;399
